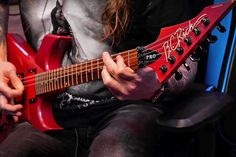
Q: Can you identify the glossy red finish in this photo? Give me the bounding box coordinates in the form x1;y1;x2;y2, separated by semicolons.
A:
7;33;72;131
146;1;235;84
3;1;235;132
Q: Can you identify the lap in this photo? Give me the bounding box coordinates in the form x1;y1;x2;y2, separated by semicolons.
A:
0;122;75;157
89;102;162;157
0;101;163;157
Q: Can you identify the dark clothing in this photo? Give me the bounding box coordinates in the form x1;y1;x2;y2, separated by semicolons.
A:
19;0;199;128
50;0;198;128
19;0;197;102
0;0;210;156
0;103;162;157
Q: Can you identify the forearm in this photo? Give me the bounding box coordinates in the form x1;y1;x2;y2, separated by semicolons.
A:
0;1;9;61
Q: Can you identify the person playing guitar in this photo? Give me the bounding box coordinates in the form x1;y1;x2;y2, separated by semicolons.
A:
0;0;234;156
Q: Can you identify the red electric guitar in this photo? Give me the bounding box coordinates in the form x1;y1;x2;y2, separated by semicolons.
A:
1;1;235;136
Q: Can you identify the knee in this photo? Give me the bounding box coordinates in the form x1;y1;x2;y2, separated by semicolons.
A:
89;128;126;157
89;105;161;157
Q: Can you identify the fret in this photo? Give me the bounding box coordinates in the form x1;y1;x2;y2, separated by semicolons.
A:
71;66;74;86
49;72;52;92
80;63;83;83
51;70;55;91
35;75;38;95
47;72;49;92
97;58;100;79
35;75;38;94
42;73;45;93
69;67;71;86
44;72;47;93
38;74;42;94
49;71;52;91
39;74;41;94
55;69;58;90
128;50;130;67
57;68;60;90
42;73;44;94
75;64;78;85
40;73;43;94
85;61;88;82
53;70;56;90
59;68;62;89
48;72;52;91
67;67;69;87
43;73;46;93
55;69;60;89
47;72;50;92
53;70;55;90
48;71;51;92
91;60;94;81
49;71;52;92
63;67;66;87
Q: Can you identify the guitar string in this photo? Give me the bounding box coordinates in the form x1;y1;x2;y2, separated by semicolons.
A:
27;36;196;93
22;39;190;89
22;36;187;84
20;38;176;82
20;19;209;89
35;64;140;94
19;19;205;82
24;47;182;90
23;49;168;86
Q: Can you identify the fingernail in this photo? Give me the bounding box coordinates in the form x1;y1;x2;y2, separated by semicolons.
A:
103;52;110;56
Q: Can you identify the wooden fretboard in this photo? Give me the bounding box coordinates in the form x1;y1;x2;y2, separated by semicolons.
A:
33;49;138;95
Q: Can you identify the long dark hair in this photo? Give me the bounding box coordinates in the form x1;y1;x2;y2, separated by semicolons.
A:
102;0;130;44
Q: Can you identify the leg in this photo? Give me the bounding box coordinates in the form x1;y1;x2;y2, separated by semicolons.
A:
0;122;76;157
89;102;162;157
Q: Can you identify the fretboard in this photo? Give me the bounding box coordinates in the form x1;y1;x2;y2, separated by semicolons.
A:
34;49;138;95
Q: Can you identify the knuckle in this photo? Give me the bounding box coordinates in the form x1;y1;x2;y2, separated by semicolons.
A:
103;78;112;86
127;84;136;92
2;62;15;71
134;76;142;83
5;92;13;98
19;89;24;95
121;89;129;97
7;62;16;70
116;68;124;76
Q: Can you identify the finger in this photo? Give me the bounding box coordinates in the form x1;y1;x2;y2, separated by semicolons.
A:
8;69;24;90
12;116;19;123
0;83;23;98
101;66;123;92
8;111;22;116
137;67;158;80
116;55;136;81
116;55;126;69
1;103;23;112
102;52;117;75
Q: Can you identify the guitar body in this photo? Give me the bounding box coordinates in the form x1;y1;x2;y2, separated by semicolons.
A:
0;1;234;135
6;34;72;131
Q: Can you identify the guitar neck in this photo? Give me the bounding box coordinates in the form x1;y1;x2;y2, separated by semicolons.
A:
35;49;138;95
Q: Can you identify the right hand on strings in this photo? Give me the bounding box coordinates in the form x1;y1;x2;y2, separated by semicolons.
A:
0;61;24;122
